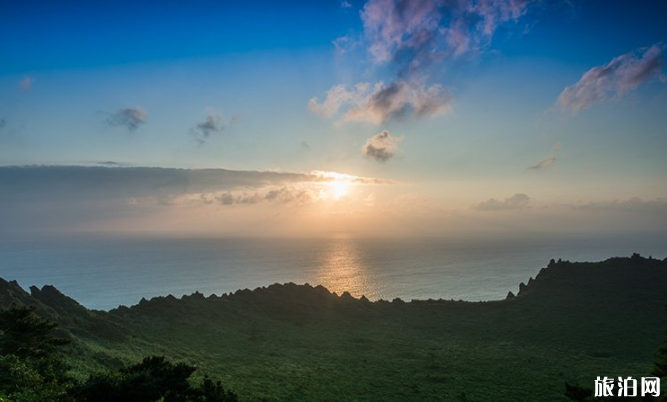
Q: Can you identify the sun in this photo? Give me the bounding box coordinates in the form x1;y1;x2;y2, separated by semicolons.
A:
330;180;350;200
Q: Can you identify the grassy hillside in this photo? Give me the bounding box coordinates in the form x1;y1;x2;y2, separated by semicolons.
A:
2;255;666;401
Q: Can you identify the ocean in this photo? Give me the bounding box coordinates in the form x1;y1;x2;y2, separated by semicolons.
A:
1;233;666;311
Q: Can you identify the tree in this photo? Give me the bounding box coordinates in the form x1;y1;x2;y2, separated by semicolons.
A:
74;356;238;402
0;305;69;359
652;310;667;379
0;305;240;402
0;305;73;402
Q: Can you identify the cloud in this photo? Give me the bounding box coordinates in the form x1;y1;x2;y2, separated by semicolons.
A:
341;1;353;8
528;143;560;170
332;35;357;55
361;0;535;73
106;107;147;131
301;141;311;151
363;130;402;162
557;43;665;113
569;197;667;213
0;166;391;204
474;193;531;211
19;76;33;91
93;161;125;167
309;80;451;123
312;0;534;125
309;84;362;118
0;166;393;231
361;0;442;69
264;187;318;204
0;118;5;129
216;191;262;205
190;109;226;145
212;186;323;206
528;156;555;170
309;170;395;185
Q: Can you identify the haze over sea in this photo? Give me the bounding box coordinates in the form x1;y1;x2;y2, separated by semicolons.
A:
0;232;665;311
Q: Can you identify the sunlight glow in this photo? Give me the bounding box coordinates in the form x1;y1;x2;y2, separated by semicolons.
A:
330;180;350;200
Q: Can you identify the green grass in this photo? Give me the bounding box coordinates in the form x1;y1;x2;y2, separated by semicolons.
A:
4;255;667;401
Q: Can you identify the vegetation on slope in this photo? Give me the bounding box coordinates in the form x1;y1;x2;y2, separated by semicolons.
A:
0;306;239;402
1;254;666;401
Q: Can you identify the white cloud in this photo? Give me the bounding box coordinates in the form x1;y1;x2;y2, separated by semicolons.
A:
309;83;371;118
332;35;357;55
557;43;665;113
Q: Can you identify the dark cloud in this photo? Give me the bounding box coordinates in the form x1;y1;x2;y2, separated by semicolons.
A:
0;166;391;205
216;191;262;205
190;110;239;145
93;161;125;167
528;156;556;170
301;141;311;151
0;166;318;202
190;110;225;145
264;187;316;204
213;187;318;206
106;107;147;131
371;83;409;118
0;118;5;129
528;143;560;170
310;80;451;124
0;166;393;231
557;43;665;113
0;166;310;231
345;82;413;123
569;197;667;213
474;193;531;211
363;130;402;162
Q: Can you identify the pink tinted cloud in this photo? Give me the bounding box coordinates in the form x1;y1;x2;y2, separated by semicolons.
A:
309;80;452;124
557;43;665;113
361;0;535;69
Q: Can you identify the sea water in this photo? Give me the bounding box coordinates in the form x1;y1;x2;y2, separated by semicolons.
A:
1;233;666;311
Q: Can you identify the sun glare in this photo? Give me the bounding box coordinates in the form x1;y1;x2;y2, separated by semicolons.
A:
330;180;350;200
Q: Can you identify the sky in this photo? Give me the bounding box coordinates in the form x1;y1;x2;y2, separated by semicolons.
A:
1;0;666;237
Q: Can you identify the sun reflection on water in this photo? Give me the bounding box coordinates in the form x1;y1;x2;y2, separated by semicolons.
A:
315;237;373;298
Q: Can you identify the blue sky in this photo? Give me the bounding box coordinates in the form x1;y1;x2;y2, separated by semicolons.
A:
1;0;666;236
